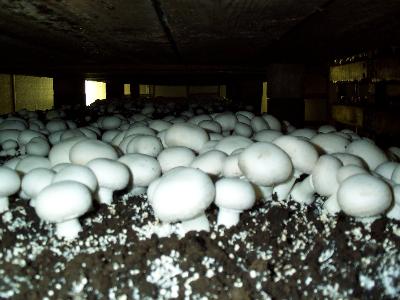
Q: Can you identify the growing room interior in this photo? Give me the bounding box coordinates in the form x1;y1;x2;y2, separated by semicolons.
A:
1;1;400;299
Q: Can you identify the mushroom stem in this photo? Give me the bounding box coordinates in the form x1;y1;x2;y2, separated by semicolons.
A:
55;218;82;240
254;184;273;201
290;175;315;205
180;213;210;234
217;207;241;228
273;175;297;201
0;197;9;213
324;193;341;214
129;186;147;196
97;187;113;205
387;204;400;220
30;198;36;207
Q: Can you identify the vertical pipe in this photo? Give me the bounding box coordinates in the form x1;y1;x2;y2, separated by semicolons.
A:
10;74;16;113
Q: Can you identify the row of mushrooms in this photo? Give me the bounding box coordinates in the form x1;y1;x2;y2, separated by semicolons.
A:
0;100;399;240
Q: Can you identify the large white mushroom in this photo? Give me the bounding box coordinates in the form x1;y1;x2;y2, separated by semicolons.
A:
337;174;392;218
346;139;388;170
164;123;209;153
215;177;255;228
190;149;227;177
273;135;319;200
118;153;161;195
87;158;130;205
70;139;119;165
35;181;92;240
0;166;21;213
238;142;293;195
148;167;215;236
157;146;196;173
21;168;55;207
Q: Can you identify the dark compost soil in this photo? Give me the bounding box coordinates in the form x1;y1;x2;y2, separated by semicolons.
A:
1;193;400;299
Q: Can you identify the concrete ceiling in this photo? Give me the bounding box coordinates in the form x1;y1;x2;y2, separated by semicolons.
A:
0;0;399;75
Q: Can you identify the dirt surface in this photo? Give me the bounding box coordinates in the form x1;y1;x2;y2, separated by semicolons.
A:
1;191;400;300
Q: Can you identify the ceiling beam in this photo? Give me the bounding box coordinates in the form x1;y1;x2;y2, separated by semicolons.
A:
151;0;182;62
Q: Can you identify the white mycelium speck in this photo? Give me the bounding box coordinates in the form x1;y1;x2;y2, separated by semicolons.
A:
146;251;182;299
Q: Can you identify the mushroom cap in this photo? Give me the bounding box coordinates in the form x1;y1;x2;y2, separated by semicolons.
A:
238;142;293;186
149;119;172;132
273;135;319;174
213;112;237;131
337;174;392;218
126;135;163;157
198;120;222;133
26;137;50;156
149;167;215;223
331;152;367;168
190;149;227;176
311;133;350;154
215;178;255;211
336;165;368;184
48;136;87;166
222;153;243;178
346;139;388;170
262;114;282;131
70;139;118;165
164;123;209;153
375;161;399;180
234;122;253;138
253;129;283;143
16;155;51;175
312;155;343;196
87;158;130;191
22;168;55;198
0;166;21;197
35;181;92;223
214;135;253;155
118;153;161;187
52;164;98;193
251;116;270;132
157;146;196;173
100;115;122;130
289;128;317;140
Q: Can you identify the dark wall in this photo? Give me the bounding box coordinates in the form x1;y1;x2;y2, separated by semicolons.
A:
267;64;305;126
53;76;85;108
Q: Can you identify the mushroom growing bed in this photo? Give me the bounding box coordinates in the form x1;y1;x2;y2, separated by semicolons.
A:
1;99;400;299
2;193;400;299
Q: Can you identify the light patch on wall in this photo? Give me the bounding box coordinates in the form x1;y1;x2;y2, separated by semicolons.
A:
124;84;130;95
15;75;53;111
85;80;106;105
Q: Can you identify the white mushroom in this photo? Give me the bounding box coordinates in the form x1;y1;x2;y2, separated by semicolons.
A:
70;139;119;165
118;154;161;195
346;139;388;170
157;146;195;173
148;167;215;236
126;135;163;157
0;166;21;213
215;178;255;228
190;150;227;177
238;142;293;190
273;135;319;200
214;135;253;155
87;158;130;205
164;123;209;153
52;164;98;193
35;181;92;240
337;174;392;218
21;168;55;207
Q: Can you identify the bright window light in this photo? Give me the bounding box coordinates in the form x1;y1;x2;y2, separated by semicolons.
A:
85;80;106;105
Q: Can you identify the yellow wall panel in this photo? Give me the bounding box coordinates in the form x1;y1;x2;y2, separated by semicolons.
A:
15;75;53;111
0;74;13;115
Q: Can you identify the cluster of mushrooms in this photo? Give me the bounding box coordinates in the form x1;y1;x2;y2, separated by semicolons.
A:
0;99;399;240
